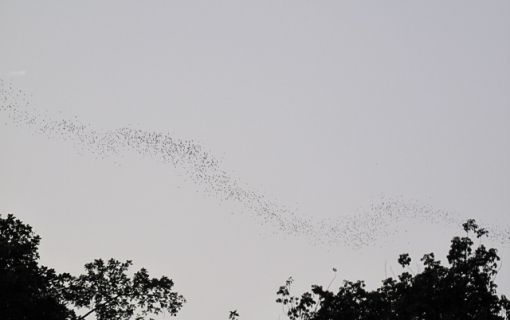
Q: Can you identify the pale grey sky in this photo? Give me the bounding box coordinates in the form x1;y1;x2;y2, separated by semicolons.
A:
1;1;510;319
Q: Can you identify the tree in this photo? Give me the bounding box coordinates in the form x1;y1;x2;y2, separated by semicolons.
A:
0;214;185;320
276;219;510;320
0;214;72;320
69;259;185;320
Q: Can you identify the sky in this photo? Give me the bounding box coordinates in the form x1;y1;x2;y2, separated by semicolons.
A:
1;1;510;319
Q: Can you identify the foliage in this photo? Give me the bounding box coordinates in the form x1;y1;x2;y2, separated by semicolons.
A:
276;219;510;320
0;214;73;320
3;213;509;320
0;214;184;320
69;258;185;320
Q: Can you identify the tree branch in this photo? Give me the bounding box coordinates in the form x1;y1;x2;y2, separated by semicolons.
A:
78;294;122;320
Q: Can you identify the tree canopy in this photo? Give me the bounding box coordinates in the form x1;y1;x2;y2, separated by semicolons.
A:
276;219;510;320
2;213;509;319
0;214;185;320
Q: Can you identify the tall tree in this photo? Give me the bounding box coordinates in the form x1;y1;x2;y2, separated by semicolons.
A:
0;214;185;320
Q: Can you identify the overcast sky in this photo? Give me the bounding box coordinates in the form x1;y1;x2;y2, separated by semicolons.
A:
1;1;510;319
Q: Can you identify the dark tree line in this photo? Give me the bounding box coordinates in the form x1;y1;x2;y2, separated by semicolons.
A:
276;219;510;320
1;213;509;319
0;214;184;320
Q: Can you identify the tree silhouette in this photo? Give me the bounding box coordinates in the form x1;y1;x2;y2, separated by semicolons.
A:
3;213;509;319
0;214;72;319
276;219;510;320
69;258;185;320
0;214;184;319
